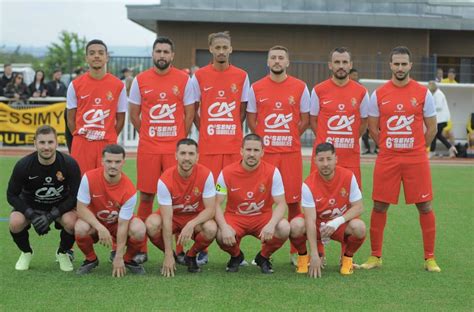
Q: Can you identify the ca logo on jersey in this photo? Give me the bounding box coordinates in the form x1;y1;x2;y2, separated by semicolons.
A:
387;115;414;135
149;103;177;124
321;204;347;219
264;113;292;133
237;200;265;215
97;210;119;224
83;109;111;128
327;115;355;135
35;185;64;199
208;101;236;121
173;202;199;213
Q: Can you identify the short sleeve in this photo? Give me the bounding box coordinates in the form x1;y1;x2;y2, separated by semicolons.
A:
66;82;77;109
271;168;285;197
157;180;172;206
360;91;370;118
301;183;315;208
309;88;320;116
241;74;250;102
77;174;91;204
128;77;141;105
349;175;362;203
202;172;216;198
368;91;380;117
118;193;136;220
117;86;128;112
216;171;227;195
190;75;201;100
246;86;257;113
300;86;310;113
423;90;436;118
183;77;196;105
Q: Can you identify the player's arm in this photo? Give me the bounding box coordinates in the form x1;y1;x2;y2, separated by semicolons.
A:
359;91;370;137
299;112;309;135
299;86;311;135
115;112;126;135
367;91;380;143
423;91;438;147
359;118;368;137
55;156;82;216
183;77;196;136
240;75;250;124
246;86;257;133
67;109;77;133
178;173;216;245
246;113;257;133
240;102;248;124
66;82;77;133
113;193;136;277
184;104;195;137
301;182;321;278
215;173;236;246
114;86;128;135
309;88;319;136
6;160;32;217
160;204;176;277
193;102;201;130
128;103;141;132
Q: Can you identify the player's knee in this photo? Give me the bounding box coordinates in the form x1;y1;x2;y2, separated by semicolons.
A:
9;211;28;233
145;214;161;236
202;220;218;239
60;211;77;233
289;217;305;238
74;219;91;237
129;218;146;240
416;201;432;214
349;219;366;238
275;219;290;239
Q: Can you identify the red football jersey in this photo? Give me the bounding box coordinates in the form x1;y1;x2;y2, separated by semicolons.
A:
82;168;136;226
192;64;249;155
311;79;369;167
303;166;354;225
129;67;194;154
158;164;213;215
69;73;126;142
218;161;281;216
369;79;435;160
248;75;309;153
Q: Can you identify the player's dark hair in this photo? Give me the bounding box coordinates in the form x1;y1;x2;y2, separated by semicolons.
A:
102;144;125;158
390;46;411;62
86;39;108;54
268;45;289;58
34;125;57;140
176;138;198;151
349;68;358;74
242;133;263;147
315;142;335;155
329;47;352;61
153;36;175;52
208;31;231;46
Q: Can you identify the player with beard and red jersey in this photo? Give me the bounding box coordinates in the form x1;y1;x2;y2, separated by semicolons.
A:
289;143;365;276
361;46;440;273
246;45;310;263
215;134;290;274
146;139;217;276
74;145;147;277
67;39;127;175
128;37;195;263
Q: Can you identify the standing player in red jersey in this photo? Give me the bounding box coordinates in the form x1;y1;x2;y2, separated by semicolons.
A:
215;134;290;274
309;47;369;188
74;145;146;276
128;37;195;263
360;46;440;272
66;39;128;175
246;45;310;263
290;143;365;276
146;139;217;276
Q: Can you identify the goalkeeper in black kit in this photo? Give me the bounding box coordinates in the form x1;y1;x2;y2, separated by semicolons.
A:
7;125;81;272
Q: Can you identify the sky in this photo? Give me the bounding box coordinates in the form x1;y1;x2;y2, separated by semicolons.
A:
0;0;158;47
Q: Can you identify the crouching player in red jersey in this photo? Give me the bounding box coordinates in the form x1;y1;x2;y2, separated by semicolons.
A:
215;134;290;274
75;144;146;276
290;143;365;277
146;139;217;276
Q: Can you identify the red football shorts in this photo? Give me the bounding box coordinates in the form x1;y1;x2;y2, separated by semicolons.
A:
372;155;433;205
71;136;111;175
137;153;176;194
224;212;272;239
263;152;302;203
199;153;241;182
154;210;199;236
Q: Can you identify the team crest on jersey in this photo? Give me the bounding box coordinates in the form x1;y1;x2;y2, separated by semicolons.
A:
410;97;418;107
172;85;180;96
259;184;266;193
351;97;357;107
288;96;295;105
56;171;65;182
340;187;347;198
230;83;238;93
106;91;113;101
193;186;201;196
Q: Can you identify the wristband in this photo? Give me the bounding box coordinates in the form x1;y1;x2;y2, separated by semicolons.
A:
326;216;345;231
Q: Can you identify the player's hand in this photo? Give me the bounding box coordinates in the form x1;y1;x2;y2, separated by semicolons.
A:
97;226;113;248
320;224;336;239
258;223;275;242
221;225;236;246
31;214;51;235
308;253;322;278
112;256;126;278
161;253;176;278
177;223;195;246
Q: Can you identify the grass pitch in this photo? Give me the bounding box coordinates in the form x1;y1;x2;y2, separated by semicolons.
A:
0;156;472;311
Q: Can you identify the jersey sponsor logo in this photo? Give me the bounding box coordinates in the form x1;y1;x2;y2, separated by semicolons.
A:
45;177;53;184
28;176;39;180
82;109;111;128
208;101;236;121
396;104;404;111
96;209;119;224
337;104;345;111
172;202;199;213
320;204;348;220
263;113;292;133
327;115;355;135
35;185;64;199
386;115;414;135
237;200;265;215
94;98;102;106
149;103;177;124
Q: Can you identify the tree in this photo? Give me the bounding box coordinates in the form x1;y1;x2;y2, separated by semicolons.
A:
44;31;87;78
0;45;41;68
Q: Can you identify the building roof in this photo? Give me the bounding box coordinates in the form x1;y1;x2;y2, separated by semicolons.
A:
127;0;474;32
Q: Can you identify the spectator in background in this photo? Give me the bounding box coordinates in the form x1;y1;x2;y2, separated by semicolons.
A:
349;68;359;82
47;69;67;97
435;68;443;82
1;63;14;96
121;68;134;96
28;70;48;97
73;67;85;79
442;68;458;84
467;113;474;155
428;81;457;158
5;73;29;102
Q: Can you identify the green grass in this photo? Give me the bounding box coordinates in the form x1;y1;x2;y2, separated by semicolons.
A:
0;156;473;311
